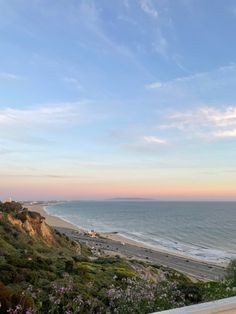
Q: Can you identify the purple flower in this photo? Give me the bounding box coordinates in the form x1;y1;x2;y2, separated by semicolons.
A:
7;305;22;314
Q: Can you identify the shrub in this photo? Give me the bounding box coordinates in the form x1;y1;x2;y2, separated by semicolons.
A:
177;283;202;304
0;201;23;214
114;267;135;280
65;260;74;273
226;260;236;287
0;282;12;312
95;257;120;265
0;264;17;284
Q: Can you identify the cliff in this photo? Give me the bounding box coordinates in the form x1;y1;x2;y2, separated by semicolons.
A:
6;209;56;246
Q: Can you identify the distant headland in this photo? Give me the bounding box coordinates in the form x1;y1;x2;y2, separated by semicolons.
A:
106;197;155;201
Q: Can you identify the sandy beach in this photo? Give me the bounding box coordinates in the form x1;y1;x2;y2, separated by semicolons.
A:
24;203;79;230
25;203;226;281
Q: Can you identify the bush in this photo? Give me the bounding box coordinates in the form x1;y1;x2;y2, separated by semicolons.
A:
114;267;135;280
95;257;121;265
0;264;17;284
65;260;74;273
0;282;12;311
177;283;202;304
226;260;236;287
0;201;23;214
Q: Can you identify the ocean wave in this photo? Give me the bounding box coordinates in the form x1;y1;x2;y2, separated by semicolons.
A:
118;231;236;263
45;202;236;264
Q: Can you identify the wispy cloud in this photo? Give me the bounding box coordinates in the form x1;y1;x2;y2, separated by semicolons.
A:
140;0;158;18
138;0;170;58
0;103;81;127
64;77;82;89
146;81;163;89
0;100;107;149
76;0;152;78
161;106;236;139
0;72;21;80
0;173;83;179
146;64;236;90
146;71;209;90
169;106;236;128
143;135;167;144
214;129;236;138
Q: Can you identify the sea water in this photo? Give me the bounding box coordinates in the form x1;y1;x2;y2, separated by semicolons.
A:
46;201;236;263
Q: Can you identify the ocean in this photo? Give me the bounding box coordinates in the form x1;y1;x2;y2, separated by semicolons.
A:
45;201;236;263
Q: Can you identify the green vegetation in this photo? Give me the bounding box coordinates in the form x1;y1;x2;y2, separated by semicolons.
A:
0;202;236;313
226;260;236;287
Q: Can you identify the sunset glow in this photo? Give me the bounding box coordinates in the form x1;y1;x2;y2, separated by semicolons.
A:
1;0;236;200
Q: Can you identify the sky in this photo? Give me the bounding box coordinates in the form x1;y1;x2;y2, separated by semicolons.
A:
1;0;236;200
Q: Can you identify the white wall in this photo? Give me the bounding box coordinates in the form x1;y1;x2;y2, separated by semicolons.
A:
152;296;236;314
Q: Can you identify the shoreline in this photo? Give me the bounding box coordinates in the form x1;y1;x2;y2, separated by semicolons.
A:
101;232;229;267
25;203;228;268
23;202;79;230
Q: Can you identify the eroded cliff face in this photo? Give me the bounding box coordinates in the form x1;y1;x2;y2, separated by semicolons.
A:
7;211;57;246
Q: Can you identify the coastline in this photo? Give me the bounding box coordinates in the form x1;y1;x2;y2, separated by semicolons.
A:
25;203;228;268
24;203;227;280
47;204;230;266
101;232;229;267
24;203;79;230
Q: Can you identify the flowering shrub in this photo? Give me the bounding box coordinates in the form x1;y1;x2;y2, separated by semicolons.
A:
3;267;236;314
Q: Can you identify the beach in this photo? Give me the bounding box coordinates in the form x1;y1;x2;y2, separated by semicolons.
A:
26;203;226;281
24;203;79;230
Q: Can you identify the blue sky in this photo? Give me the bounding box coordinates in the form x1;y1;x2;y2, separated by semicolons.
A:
1;0;236;200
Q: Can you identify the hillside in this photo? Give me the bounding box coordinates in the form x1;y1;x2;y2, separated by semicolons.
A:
0;202;236;314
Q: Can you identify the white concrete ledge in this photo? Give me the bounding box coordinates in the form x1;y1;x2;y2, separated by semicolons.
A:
152;296;236;314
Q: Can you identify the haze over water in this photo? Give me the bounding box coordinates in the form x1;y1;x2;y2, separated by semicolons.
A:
46;200;236;263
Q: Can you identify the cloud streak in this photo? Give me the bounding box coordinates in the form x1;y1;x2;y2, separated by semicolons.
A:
146;81;163;89
0;72;21;80
146;64;236;90
214;129;236;138
76;0;153;78
0;103;82;128
143;135;167;144
161;105;236;139
140;0;158;18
